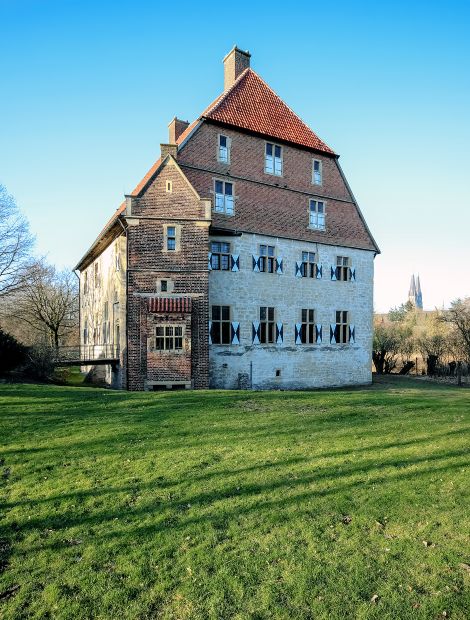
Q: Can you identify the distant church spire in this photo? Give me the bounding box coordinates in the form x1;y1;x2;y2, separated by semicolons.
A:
408;274;423;310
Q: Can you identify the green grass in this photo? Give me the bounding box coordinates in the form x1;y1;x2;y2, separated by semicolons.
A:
0;377;469;619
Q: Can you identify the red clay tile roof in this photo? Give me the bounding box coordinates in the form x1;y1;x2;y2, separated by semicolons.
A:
203;69;335;155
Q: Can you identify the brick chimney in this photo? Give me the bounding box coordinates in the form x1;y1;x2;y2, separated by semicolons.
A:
223;46;251;91
160;144;178;159
168;117;190;143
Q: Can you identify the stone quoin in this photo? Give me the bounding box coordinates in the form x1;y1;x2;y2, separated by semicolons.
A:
75;46;380;390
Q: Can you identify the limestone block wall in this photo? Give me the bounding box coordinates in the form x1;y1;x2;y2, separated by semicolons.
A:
208;232;374;389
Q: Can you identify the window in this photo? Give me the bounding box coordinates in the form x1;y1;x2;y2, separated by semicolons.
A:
301;251;317;278
218;135;230;164
336;256;350;281
102;302;110;344
260;306;275;344
210;241;231;270
211;306;231;344
259;244;275;273
214;180;234;215
166;226;176;251
83;271;89;294
83;320;88;345
335;311;350;344
265;143;282;176
94;262;100;288
309;199;326;229
161;280;168;292
153;325;184;351
166;180;172;193
313;159;322;185
301;309;316;344
115;246;120;271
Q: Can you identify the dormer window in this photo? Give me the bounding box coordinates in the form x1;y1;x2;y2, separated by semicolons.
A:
309;199;326;230
265;143;282;176
312;159;322;185
214;180;234;215
218;135;230;164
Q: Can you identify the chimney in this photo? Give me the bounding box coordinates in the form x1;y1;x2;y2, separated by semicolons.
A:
223;46;251;91
160;144;178;159
168;117;190;143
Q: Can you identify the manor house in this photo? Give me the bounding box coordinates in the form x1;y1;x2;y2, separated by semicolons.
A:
75;47;379;390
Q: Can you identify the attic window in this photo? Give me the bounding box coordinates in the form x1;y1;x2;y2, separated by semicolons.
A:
166;180;173;193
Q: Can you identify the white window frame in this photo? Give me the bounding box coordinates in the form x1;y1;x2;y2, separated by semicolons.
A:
335;310;350;344
260;306;276;344
214;180;235;215
312;159;322;185
309;199;326;230
217;134;230;164
211;305;231;345
336;256;351;282
166;180;173;193
265;142;283;176
301;308;316;344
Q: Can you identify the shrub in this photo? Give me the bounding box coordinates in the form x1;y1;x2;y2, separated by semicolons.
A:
0;328;27;375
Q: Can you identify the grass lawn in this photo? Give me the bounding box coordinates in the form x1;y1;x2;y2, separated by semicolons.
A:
0;377;469;619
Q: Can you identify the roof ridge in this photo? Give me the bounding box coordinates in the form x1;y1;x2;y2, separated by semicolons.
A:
202;66;251;118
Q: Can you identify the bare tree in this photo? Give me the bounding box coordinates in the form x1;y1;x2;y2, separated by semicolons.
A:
441;298;470;362
5;261;78;348
0;185;34;297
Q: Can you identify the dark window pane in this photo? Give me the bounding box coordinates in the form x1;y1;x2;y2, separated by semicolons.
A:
268;323;274;343
167;227;176;236
221;242;230;253
309;309;314;322
260;322;267;343
220;135;227;147
212;322;221;344
211;241;221;252
268;246;275;256
266;143;273;156
221;306;230;320
260;245;267;255
274;145;281;158
221;255;229;270
212;254;220;270
268;307;274;321
302;252;308;261
161;280;167;291
225;183;233;196
215;180;223;193
212;306;221;320
301;309;307;322
222;322;230;344
167;238;176;250
260;307;267;321
175;338;183;349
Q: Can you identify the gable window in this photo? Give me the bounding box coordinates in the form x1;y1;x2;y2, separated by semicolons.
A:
259;244;275;273
309;199;326;230
166;226;177;251
260;306;275;344
214;180;234;215
166;180;173;193
211;306;231;344
218;135;230;164
335;311;349;344
312;159;322;185
152;325;184;351
210;241;231;270
265;143;282;176
301;251;317;278
336;256;350;281
301;309;316;344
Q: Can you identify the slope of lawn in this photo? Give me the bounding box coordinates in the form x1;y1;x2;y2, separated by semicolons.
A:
0;377;469;619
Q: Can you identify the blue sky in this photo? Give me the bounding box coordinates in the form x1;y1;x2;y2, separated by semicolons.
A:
1;0;469;311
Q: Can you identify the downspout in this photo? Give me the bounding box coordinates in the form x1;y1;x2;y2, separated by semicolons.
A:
73;269;80;356
117;216;128;389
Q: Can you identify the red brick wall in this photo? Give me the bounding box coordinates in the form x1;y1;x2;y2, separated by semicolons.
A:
178;122;376;251
126;159;209;390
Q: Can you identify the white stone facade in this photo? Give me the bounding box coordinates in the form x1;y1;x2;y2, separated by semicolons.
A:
79;235;127;387
208;232;374;389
